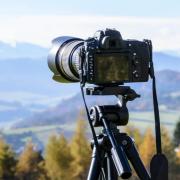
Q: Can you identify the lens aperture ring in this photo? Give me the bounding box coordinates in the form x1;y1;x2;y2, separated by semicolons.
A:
55;46;72;82
69;42;84;78
59;42;78;81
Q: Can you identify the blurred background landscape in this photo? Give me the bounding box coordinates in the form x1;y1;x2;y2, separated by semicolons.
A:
0;0;180;179
0;37;179;152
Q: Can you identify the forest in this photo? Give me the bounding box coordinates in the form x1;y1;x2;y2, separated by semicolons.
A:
0;117;180;180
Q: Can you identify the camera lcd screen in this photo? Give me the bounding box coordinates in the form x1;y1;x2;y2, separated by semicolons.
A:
94;53;129;83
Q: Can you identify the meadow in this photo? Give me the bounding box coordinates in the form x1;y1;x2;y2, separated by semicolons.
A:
3;110;179;150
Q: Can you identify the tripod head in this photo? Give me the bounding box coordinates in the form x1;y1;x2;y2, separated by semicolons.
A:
86;85;140;98
86;86;140;127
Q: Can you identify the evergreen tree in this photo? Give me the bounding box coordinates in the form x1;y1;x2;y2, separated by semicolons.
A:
16;141;45;180
45;134;72;180
161;127;175;164
139;128;155;169
70;119;91;180
0;138;16;179
173;118;180;147
160;126;180;179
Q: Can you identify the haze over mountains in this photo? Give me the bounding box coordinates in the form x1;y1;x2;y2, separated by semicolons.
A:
0;41;47;59
1;41;180;71
0;41;179;128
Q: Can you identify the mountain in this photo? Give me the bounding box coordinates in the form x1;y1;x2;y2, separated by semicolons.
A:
153;52;180;71
12;70;180;128
0;41;179;70
0;41;47;59
0;42;179;152
164;50;180;58
0;42;179;126
0;44;179;97
0;57;79;95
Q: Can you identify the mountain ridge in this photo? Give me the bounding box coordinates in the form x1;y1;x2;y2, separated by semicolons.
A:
0;42;179;126
0;41;47;59
12;70;180;129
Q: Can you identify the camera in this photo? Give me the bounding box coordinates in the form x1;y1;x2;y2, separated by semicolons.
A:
48;29;151;85
48;30;167;179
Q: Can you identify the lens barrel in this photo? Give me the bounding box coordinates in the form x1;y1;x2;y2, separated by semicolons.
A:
48;36;83;83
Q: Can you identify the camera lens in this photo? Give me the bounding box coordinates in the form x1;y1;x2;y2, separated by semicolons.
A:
48;36;83;83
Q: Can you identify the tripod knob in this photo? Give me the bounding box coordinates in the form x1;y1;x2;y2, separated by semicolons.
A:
89;105;129;127
89;106;100;126
123;89;140;101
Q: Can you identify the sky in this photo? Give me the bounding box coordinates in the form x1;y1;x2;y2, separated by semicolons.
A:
0;0;180;123
0;0;180;52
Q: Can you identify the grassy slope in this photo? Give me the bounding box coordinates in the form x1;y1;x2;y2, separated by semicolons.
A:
129;110;180;135
3;110;180;149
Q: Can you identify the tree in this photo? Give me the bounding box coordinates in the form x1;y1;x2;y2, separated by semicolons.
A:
160;126;180;179
45;134;72;180
124;126;144;179
0;138;16;179
139;128;155;169
125;126;143;150
70;119;91;180
16;141;45;180
161;127;175;163
37;161;50;180
174;118;180;147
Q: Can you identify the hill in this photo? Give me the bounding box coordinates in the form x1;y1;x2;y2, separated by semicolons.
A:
12;70;180;129
0;42;179;151
0;41;47;59
153;52;180;71
0;42;179;126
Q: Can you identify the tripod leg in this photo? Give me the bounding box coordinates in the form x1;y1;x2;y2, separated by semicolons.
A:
106;152;118;180
87;147;102;180
122;135;151;180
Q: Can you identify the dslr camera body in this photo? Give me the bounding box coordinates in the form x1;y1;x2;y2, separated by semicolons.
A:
48;29;152;85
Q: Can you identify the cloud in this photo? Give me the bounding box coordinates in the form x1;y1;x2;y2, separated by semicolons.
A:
0;15;180;51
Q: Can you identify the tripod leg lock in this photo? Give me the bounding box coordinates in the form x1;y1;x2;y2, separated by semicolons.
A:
118;134;151;180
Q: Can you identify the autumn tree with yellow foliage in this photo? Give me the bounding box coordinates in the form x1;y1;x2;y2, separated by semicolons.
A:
0;114;179;179
70;119;91;180
45;134;72;180
139;128;155;169
160;127;177;179
0;138;16;179
16;141;47;180
125;126;143;150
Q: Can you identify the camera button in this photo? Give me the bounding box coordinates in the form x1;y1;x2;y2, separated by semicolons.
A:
133;71;139;78
133;60;139;65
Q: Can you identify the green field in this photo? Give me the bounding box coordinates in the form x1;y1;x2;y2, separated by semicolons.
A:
129;110;180;135
4;110;180;137
5;123;76;135
2;110;180;150
4;123;77;145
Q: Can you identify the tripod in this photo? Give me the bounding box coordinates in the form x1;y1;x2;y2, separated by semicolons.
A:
86;86;151;180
